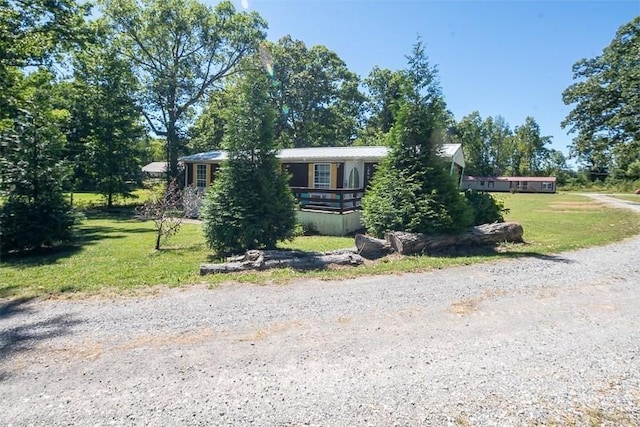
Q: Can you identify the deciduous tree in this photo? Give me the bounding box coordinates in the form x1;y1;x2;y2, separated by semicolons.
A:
562;16;640;176
102;0;266;180
267;36;364;147
69;29;145;206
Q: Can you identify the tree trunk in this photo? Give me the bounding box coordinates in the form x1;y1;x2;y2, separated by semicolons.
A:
355;234;392;259
200;250;364;275
385;222;524;255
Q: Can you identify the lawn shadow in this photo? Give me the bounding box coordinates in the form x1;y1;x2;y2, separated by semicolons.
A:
0;211;152;267
0;298;82;380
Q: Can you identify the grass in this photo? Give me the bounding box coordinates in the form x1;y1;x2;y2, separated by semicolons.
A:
2;192;640;298
66;189;153;209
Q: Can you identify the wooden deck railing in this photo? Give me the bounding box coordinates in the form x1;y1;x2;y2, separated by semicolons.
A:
290;187;364;213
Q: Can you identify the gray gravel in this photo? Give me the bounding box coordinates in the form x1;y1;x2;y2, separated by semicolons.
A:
2;198;640;425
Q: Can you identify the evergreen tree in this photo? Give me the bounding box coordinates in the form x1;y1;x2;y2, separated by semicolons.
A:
200;67;295;255
362;39;472;238
0;70;77;254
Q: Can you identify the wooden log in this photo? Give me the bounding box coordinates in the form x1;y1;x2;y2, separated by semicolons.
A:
355;233;392;259
385;221;524;255
200;250;363;275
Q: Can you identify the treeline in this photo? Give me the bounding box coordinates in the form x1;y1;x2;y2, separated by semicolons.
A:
1;1;638;248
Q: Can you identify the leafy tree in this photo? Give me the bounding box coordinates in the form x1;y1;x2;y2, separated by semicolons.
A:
453;111;490;176
0;0;91;132
362;39;472;238
541;149;570;183
512;116;551;176
187;88;230;153
0;0;90;68
0;70;77;254
267;36;365;147
451;112;516;177
359;66;407;143
562;16;640;175
200;66;295;255
69;30;145;206
102;0;267;180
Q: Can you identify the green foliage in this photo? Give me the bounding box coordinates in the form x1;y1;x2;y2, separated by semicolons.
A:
0;0;91;69
362;39;473;238
464;190;508;225
102;0;267;180
562;16;640;175
453;112;554;177
267;36;365;147
360;66;407;140
67;29;145;205
0;193;77;254
0;71;79;254
200;69;295;255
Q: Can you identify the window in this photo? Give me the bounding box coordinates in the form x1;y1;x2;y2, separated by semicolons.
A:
347;167;360;189
196;164;207;189
488;181;495;188
542;181;552;190
480;181;485;186
519;181;528;190
314;163;331;189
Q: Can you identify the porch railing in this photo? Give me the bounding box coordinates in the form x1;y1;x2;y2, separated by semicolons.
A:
290;187;364;213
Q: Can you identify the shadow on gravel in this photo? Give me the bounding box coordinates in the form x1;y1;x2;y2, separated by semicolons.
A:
517;253;576;264
421;245;576;264
0;298;81;379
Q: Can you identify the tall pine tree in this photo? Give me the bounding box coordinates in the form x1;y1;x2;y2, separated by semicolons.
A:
0;70;77;254
200;66;295;255
362;39;472;238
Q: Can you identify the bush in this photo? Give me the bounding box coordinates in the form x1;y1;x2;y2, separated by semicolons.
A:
464;190;508;225
0;195;79;254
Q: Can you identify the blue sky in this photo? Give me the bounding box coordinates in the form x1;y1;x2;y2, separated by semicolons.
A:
225;0;639;162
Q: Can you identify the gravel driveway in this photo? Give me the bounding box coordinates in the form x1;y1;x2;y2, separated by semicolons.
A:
1;196;640;426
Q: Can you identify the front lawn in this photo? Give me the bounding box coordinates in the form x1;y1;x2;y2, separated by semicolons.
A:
2;192;640;298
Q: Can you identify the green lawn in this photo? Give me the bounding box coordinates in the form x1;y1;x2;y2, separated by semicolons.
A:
66;189;153;209
2;192;640;298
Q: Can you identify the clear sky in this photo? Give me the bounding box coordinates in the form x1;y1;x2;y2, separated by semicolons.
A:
222;0;639;161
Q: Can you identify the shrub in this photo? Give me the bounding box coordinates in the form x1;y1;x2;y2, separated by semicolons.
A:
464;190;508;225
0;194;78;255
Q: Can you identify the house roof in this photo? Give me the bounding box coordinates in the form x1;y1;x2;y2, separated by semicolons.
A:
142;162;168;173
180;144;464;166
463;176;557;182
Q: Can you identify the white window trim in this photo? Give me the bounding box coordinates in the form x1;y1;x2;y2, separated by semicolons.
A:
196;164;207;189
314;163;331;189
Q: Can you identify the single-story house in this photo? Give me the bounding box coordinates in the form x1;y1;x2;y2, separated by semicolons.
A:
180;144;465;235
462;176;557;193
141;162;168;179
